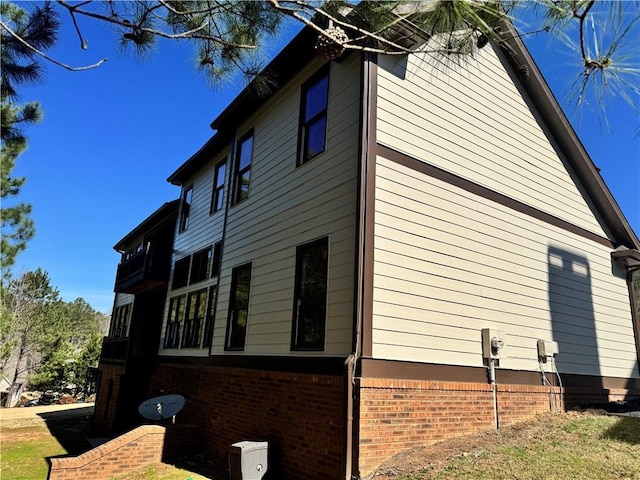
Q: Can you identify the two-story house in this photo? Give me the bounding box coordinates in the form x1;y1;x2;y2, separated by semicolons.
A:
95;19;640;480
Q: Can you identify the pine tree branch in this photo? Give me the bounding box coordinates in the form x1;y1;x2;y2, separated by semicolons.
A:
573;0;597;67
56;0;259;49
0;19;107;71
268;0;417;54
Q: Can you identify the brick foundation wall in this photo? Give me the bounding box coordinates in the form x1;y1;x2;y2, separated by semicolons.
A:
356;378;563;478
147;362;345;480
564;386;640;408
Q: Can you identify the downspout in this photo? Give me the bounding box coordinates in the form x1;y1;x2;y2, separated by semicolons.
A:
345;50;376;480
208;135;236;356
344;354;356;480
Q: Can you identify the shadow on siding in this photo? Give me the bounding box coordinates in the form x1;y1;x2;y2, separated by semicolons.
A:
547;246;600;387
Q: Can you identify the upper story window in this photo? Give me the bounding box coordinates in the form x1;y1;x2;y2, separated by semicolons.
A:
298;66;329;165
291;237;328;350
171;242;222;291
233;132;253;204
190;246;212;284
212;241;222;277
178;185;193;232
210;159;227;214
225;263;252;350
172;256;191;289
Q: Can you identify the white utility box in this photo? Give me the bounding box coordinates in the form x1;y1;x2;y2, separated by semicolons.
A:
229;441;268;480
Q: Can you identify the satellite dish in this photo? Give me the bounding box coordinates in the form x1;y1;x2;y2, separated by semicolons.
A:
138;394;185;421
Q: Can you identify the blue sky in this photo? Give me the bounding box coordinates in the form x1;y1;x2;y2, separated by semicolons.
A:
10;5;640;314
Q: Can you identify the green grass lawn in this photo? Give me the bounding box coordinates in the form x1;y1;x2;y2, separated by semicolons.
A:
1;426;68;480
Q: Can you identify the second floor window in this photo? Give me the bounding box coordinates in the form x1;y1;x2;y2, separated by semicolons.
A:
233;132;253;204
190;246;212;284
299;66;329;165
210;160;227;214
179;185;193;232
172;256;191;289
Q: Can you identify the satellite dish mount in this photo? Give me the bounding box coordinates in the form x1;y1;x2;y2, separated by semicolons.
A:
138;394;185;424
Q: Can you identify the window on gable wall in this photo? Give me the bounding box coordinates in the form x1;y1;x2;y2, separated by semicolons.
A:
298;66;329;165
291;237;328;350
210;159;227;214
233;132;253;204
225;263;252;350
179;185;193;232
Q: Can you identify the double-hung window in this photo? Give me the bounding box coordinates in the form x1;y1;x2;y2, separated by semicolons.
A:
233;132;253;203
178;185;193;232
225;263;252;350
210;160;226;214
291;237;329;350
298;66;329;165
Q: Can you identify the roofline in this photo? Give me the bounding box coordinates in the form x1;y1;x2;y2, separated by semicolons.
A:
166;14;639;250
166;131;232;185
210;26;318;132
500;21;640;250
113;199;180;252
166;26;319;186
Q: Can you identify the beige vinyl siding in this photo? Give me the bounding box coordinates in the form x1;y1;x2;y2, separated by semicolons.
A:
158;151;229;355
376;46;608;238
211;55;361;356
372;157;638;380
172;150;230;257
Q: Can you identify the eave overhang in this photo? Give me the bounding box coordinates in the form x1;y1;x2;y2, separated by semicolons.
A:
612;248;640;271
113;199;180;252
